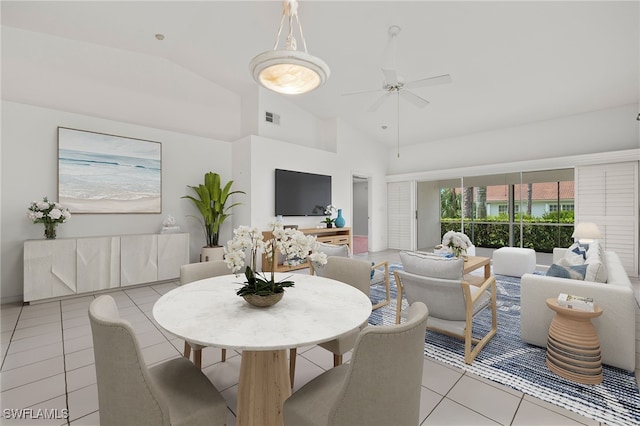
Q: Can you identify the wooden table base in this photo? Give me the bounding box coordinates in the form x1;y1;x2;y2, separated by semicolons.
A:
545;298;603;385
237;350;292;426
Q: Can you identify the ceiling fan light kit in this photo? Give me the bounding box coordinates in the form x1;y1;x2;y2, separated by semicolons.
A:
250;0;330;95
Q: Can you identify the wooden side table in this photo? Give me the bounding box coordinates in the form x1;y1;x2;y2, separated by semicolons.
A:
545;298;603;385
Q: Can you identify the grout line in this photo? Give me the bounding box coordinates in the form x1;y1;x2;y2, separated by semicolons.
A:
0;304;24;371
59;299;71;426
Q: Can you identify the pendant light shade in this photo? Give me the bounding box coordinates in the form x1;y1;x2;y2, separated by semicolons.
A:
249;0;330;95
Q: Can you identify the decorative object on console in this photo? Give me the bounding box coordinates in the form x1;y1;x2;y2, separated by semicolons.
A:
224;222;326;307
160;214;181;234
572;222;603;243
441;230;472;260
249;0;330;95
182;171;244;262
322;204;336;228
334;208;345;228
26;196;71;239
58;127;161;214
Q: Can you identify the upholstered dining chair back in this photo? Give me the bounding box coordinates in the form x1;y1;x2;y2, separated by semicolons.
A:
284;302;429;426
321;256;371;297
89;295;227;426
180;260;230;367
180;260;229;285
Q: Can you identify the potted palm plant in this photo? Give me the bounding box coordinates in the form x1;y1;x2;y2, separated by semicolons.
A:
182;172;244;261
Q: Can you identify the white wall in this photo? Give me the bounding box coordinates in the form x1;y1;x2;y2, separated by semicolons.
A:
1;101;234;303
387;104;639;175
239;118;388;252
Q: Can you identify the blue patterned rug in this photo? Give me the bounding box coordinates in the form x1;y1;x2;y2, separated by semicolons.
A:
368;264;640;426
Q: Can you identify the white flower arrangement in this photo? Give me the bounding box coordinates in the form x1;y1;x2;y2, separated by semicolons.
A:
26;196;71;239
442;231;472;257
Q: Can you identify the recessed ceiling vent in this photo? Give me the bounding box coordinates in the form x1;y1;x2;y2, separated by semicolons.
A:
265;111;280;125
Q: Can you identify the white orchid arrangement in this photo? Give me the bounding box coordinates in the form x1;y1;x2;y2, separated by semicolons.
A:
224;221;327;296
442;231;472;257
322;204;337;225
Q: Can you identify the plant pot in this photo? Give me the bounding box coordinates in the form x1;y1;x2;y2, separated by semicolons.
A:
242;292;284;307
201;246;224;262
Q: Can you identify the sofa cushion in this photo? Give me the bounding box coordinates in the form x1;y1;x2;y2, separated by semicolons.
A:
314;242;350;258
546;258;588;280
564;242;587;265
399;251;463;279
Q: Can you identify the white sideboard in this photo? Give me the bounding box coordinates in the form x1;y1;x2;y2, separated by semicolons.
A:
24;233;189;303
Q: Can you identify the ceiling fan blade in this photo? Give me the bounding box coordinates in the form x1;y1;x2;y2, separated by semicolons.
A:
367;92;392;112
341;87;383;97
403;74;452;90
381;68;398;86
400;90;430;108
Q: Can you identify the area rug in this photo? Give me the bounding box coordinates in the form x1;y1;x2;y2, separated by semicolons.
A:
368;264;640;426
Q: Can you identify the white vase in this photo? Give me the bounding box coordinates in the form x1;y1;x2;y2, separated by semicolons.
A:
200;246;224;262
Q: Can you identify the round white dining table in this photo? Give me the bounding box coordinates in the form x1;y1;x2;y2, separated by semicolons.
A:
152;272;372;426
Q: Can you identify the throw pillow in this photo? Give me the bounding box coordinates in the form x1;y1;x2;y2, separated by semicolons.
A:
546;258;588;280
399;251;463;279
584;242;608;283
314;242;350;258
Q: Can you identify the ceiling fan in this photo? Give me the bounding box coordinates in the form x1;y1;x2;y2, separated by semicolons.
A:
342;25;452;112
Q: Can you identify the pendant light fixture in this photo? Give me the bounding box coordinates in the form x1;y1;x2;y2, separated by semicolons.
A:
249;0;330;95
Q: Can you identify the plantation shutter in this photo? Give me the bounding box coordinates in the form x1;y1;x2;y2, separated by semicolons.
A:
388;181;414;250
575;161;638;276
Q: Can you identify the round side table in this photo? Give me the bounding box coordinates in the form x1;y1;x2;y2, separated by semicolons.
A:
545;297;603;385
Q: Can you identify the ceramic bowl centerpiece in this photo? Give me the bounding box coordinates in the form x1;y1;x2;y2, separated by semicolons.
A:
224;222;328;307
26;196;71;239
441;230;473;261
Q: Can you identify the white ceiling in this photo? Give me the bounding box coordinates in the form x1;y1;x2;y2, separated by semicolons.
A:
2;1;638;147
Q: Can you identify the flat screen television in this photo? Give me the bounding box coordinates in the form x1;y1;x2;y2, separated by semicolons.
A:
275;169;331;216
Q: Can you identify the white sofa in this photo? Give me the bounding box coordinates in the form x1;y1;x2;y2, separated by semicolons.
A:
520;247;636;371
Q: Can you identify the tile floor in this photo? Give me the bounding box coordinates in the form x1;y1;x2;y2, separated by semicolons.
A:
0;250;632;425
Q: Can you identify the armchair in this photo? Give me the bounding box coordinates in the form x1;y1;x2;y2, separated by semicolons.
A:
310;242;390;309
395;252;497;364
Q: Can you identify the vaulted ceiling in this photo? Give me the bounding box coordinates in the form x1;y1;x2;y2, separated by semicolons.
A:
2;1;638;147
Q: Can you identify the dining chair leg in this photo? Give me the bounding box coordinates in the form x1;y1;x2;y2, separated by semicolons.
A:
184;341;191;359
333;354;342;367
221;348;226;362
194;349;202;369
289;348;297;388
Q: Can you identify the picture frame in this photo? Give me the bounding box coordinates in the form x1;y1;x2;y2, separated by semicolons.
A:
58;127;162;214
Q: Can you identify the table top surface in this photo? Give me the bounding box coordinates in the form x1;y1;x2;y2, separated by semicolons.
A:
463;256;491;273
152;273;373;350
545;297;603;318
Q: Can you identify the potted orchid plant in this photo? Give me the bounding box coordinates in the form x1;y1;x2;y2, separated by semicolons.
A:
224;222;327;306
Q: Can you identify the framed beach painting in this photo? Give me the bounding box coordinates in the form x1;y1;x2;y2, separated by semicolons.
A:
58;127;162;214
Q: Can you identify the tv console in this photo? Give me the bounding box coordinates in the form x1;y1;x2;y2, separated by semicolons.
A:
262;227;351;272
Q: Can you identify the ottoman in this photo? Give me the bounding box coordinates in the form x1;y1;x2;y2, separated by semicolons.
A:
493;247;536;277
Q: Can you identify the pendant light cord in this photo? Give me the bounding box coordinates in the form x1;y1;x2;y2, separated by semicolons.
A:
397;91;400;158
272;0;309;53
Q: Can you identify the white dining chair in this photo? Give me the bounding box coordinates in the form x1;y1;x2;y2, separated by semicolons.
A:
89;295;227;425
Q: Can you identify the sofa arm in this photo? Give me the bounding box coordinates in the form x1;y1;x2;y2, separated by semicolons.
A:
520;273;636;371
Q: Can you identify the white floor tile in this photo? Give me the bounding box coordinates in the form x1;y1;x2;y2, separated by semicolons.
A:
6;330;62;354
15;313;60;330
2;342;63;371
447;375;521;425
64;347;95;371
0;374;66;411
421;358;464;395
1;395;68;425
1;356;65;391
421;398;500;425
512;399;590;425
66;364;97;392
141;341;181;365
11;322;60;341
69;410;99;425
67;384;99;421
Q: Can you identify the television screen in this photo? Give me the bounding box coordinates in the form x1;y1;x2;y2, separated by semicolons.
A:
275;169;331;216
